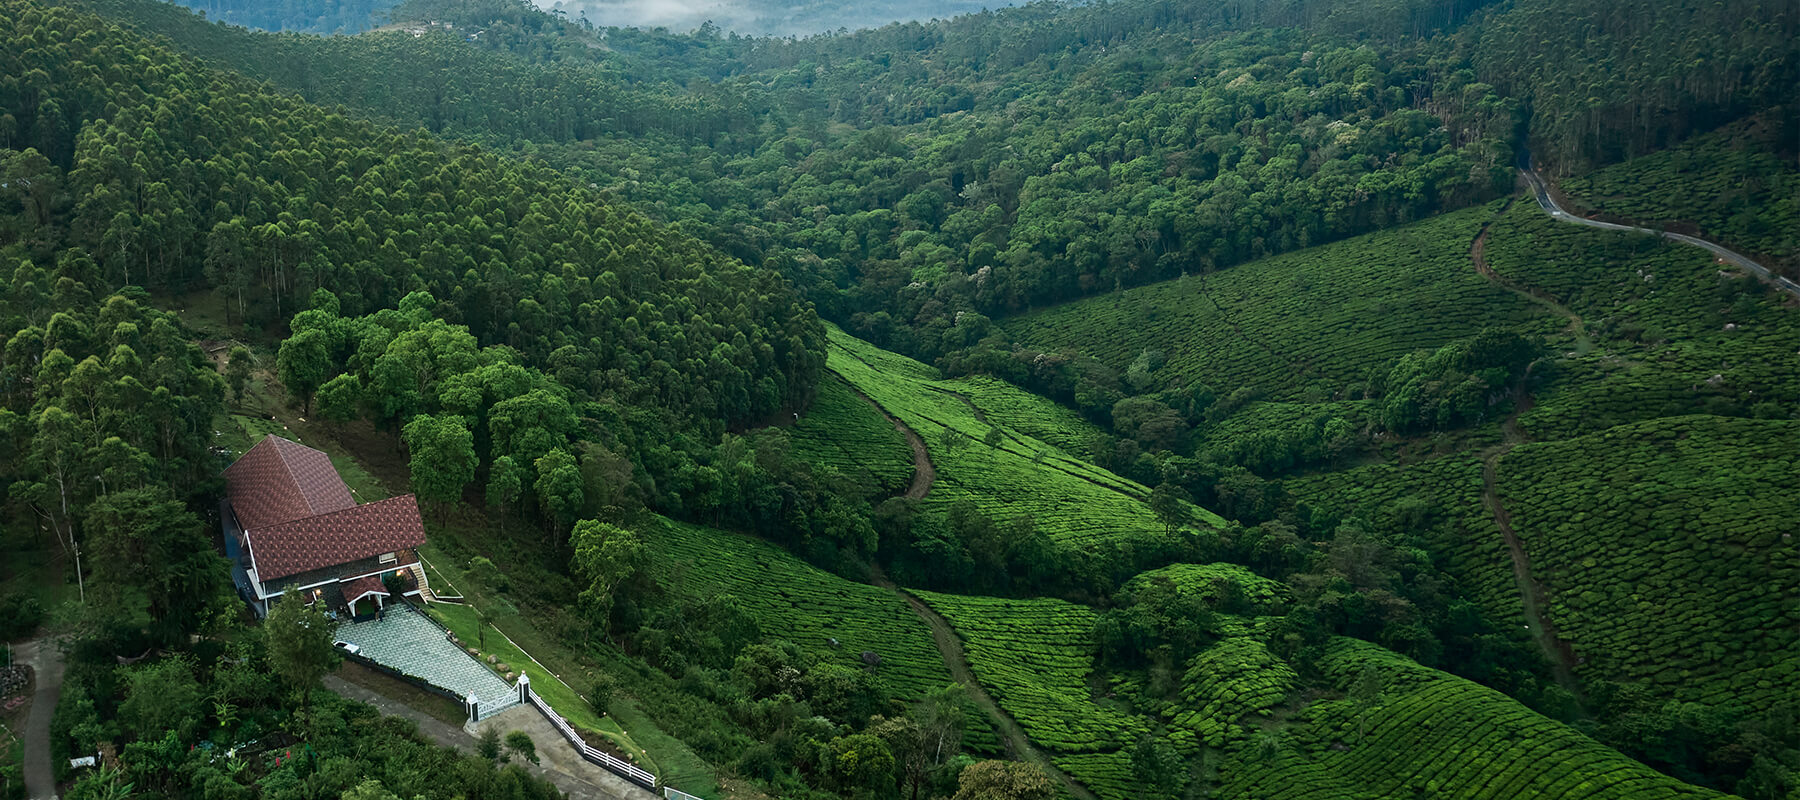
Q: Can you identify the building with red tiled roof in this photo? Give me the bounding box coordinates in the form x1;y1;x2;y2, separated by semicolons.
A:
222;435;431;617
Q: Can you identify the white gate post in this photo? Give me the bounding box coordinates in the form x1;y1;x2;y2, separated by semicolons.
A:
518;673;530;704
466;693;479;724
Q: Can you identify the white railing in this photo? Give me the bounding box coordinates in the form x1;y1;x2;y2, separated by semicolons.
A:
523;686;658;789
664;787;706;800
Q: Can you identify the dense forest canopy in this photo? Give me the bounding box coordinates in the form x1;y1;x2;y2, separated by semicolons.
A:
2;0;1797;799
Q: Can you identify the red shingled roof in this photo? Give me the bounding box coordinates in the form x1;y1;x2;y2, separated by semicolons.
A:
245;494;427;581
223;436;356;531
342;574;390;603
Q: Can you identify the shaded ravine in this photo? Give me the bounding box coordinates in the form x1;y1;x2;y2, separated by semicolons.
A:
868;568;1098;800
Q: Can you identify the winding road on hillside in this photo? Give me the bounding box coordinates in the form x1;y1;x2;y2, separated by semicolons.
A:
1519;157;1800;299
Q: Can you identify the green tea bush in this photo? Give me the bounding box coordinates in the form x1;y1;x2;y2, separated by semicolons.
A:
791;376;915;495
1222;638;1733;799
1559;119;1800;267
917;592;1148;753
1003;207;1552;402
829;327;1224;557
641;517;952;701
1171;637;1297;748
1497;416;1800;706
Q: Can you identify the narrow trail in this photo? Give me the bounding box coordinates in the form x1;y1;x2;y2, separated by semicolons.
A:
1471;198;1593;354
842;380;935;499
1468;212;1589;707
868;568;1097;800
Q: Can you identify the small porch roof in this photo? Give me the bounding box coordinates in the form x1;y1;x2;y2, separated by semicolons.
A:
342;574;390;605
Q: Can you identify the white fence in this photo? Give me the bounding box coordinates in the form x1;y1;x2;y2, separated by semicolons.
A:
663;787;706;800
523;685;659;789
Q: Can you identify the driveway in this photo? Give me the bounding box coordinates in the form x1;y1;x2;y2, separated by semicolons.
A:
15;638;63;800
332;604;515;714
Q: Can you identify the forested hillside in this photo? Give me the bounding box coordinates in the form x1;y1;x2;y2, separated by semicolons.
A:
4;0;1797;799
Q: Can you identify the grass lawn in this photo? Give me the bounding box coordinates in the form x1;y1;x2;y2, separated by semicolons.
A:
419;544;720;798
424;602;656;765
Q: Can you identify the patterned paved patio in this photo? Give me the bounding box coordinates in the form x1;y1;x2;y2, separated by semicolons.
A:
334;604;515;713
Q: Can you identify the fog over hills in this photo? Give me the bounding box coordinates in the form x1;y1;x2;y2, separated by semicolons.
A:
542;0;1022;36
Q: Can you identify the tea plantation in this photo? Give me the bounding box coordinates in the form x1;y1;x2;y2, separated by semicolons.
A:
1001;206;1555;401
915;591;1149;753
1557;116;1800;267
1221;639;1734;799
1284;457;1519;623
791;375;915;495
1496;416;1800;706
639;516;953;701
827;326;1227;552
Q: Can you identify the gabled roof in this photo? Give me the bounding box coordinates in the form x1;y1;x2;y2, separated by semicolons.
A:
223;436;357;531
245;494;427;581
342;574;390;604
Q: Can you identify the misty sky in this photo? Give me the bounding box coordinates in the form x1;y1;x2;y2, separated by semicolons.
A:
536;0;1022;37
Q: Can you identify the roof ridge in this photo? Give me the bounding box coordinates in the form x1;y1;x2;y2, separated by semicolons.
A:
267;436;331;515
261;492;417;529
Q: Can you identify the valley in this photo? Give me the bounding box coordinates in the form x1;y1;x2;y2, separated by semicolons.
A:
0;0;1795;799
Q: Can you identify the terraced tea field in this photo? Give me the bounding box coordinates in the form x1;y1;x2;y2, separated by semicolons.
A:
827;326;1226;552
1000;206;1553;402
1558;120;1800;266
1221;639;1732;800
1496;416;1800;707
639;516;953;701
1484;200;1800;439
916;591;1149;754
791;375;914;494
946;374;1107;455
1174;636;1297;749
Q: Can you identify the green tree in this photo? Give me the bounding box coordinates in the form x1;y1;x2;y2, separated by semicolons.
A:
951;761;1056;800
486;455;524;533
225;346;253;404
340;779;401;800
503;731;538;765
1131;734;1188;797
403;413;477;512
1349;663;1386;742
1148;483;1193;535
820;733;896;796
277;327;331;415
83;487;223;643
264;594;340;713
119;656;204;744
569;520;644;641
534;448;583;544
477;727;503;761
